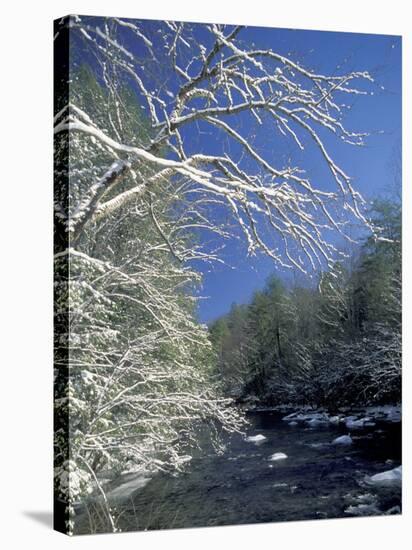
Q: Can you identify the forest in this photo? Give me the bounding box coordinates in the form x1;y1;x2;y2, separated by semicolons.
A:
53;16;401;534
209;198;401;408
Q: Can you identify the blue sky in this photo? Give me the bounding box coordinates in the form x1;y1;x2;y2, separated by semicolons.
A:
191;26;402;323
73;18;402;324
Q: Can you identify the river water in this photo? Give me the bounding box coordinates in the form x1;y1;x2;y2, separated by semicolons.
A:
75;410;401;534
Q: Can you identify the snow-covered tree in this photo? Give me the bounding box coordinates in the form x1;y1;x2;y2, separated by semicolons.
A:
54;15;379;533
55;15;377;272
54;56;244;536
210;198;401;408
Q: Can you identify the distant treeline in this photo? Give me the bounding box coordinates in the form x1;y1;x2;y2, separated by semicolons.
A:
209;200;401;408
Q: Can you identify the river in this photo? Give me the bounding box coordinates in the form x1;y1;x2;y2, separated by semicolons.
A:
75;409;401;534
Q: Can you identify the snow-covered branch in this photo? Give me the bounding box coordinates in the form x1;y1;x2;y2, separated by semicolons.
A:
55;16;377;273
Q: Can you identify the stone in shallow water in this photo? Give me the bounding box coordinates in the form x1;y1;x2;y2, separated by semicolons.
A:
308;442;327;449
365;465;402;487
345;503;381;516
344;492;380;516
245;434;267;443
268;452;288;461
332;434;353;445
345;416;376;429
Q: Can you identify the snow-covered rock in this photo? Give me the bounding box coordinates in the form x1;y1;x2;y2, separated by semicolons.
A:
345;503;381;516
305;413;330;427
332;434;353;445
282;410;329;425
245;434;267;443
354;493;377;504
308;442;327;449
283;405;401;431
269;452;288;461
344;492;380;515
364;405;401;423
344;416;359;429
345;416;373;429
365;466;402;487
282;412;299;421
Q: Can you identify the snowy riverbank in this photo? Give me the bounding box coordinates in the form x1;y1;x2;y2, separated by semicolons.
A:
281;404;401;428
244;403;401;426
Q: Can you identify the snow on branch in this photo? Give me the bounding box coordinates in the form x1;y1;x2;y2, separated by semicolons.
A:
56;17;377;273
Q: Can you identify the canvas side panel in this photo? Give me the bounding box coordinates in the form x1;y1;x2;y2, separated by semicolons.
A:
53;15;71;536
